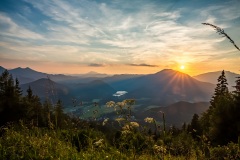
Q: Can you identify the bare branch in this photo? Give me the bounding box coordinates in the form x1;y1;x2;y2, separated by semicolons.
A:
202;23;240;51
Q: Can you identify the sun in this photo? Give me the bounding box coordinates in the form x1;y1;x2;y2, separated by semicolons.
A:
180;65;185;70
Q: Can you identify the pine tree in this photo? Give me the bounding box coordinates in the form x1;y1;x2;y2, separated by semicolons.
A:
23;86;42;126
0;70;23;125
27;86;33;100
54;100;65;128
42;100;53;127
231;76;240;143
14;78;22;98
189;114;202;140
201;71;229;134
210;70;228;108
233;76;240;106
200;70;237;145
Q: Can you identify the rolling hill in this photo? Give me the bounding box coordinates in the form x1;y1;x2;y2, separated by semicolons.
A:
20;78;116;106
136;101;210;127
193;71;240;90
20;78;73;105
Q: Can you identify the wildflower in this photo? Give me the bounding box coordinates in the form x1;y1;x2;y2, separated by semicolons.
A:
122;124;131;131
123;99;135;105
122;122;139;131
102;118;109;126
153;145;167;154
144;117;154;123
115;117;125;122
116;102;125;108
106;101;115;107
130;122;139;128
121;130;131;135
94;139;104;147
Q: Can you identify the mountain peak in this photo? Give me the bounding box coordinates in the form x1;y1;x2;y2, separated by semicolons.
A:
158;69;177;73
25;67;32;70
19;67;34;70
154;69;186;76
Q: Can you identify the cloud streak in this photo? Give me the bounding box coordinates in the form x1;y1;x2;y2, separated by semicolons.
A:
0;0;240;74
128;63;158;67
88;63;105;67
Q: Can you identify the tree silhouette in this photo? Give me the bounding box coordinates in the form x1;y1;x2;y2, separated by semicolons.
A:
200;71;238;145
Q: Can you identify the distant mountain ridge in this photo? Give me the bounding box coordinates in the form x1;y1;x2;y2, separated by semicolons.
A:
106;69;215;106
193;71;240;90
2;66;216;107
0;66;82;84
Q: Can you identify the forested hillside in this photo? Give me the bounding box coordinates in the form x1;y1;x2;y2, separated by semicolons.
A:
0;69;239;159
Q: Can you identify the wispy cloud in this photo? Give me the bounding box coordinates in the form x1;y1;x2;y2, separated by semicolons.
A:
128;63;158;67
88;63;105;67
0;0;239;74
0;13;44;40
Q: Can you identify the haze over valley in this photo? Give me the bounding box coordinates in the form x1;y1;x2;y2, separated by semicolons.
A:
1;66;239;126
1;0;239;126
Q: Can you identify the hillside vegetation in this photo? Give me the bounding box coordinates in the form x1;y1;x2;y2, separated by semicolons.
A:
0;69;240;159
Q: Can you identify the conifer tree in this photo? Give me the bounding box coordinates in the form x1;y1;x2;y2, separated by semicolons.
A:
27;86;33;100
210;70;228;108
233;76;240;106
200;70;237;145
189;114;202;140
42;100;53;127
14;78;22;98
0;70;23;125
54;100;65;128
24;86;42;126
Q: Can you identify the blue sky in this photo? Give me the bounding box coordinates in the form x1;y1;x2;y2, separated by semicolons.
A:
0;0;240;75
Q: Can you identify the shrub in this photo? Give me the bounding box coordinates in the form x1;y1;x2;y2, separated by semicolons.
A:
0;126;79;159
210;142;240;160
168;132;195;158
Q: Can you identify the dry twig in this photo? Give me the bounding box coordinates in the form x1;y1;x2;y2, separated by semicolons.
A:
202;23;240;51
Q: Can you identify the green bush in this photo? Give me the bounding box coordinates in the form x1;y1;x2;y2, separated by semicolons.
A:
0;126;79;159
210;143;240;160
168;132;194;158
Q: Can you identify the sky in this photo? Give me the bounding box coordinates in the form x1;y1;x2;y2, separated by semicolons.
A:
0;0;240;75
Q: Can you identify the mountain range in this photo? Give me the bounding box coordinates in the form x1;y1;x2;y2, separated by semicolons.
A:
1;66;239;126
0;66;108;84
105;69;214;105
0;66;224;105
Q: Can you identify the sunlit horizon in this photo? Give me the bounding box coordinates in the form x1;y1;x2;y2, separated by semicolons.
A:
0;0;239;76
1;65;239;77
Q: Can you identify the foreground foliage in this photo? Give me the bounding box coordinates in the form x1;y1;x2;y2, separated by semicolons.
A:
0;122;239;160
0;69;240;159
